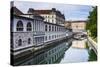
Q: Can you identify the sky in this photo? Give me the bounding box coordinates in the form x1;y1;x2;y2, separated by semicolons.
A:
13;1;94;21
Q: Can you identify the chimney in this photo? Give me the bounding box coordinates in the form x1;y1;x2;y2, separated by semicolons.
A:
52;8;56;11
27;8;34;14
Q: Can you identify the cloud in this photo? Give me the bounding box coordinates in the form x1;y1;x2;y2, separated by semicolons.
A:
14;1;93;21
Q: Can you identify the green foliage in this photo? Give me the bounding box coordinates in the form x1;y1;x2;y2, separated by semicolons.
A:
86;6;97;38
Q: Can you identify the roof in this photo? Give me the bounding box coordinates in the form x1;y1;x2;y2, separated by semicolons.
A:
13;14;35;20
13;14;43;21
11;7;44;20
21;14;44;20
65;20;87;23
28;8;65;19
44;21;65;27
34;10;52;14
11;7;24;15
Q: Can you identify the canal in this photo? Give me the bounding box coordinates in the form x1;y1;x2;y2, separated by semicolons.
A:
15;38;97;65
60;39;97;63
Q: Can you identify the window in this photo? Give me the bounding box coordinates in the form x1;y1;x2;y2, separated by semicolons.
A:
47;19;48;22
49;25;51;31
45;36;47;41
59;27;60;31
52;25;54;31
48;20;50;22
55;26;56;31
16;20;23;31
76;25;78;28
52;35;53;39
27;22;32;31
49;36;51;40
55;35;56;38
48;16;50;18
28;38;31;44
45;25;47;31
52;16;53;18
57;26;58;31
18;39;22;46
52;19;54;23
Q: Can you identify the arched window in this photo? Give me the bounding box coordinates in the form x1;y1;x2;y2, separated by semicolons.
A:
27;22;32;31
16;21;23;31
18;39;22;46
28;38;31;44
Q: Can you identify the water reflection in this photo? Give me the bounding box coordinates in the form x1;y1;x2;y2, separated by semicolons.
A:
60;39;89;63
19;39;72;65
72;39;87;49
16;38;96;65
60;39;97;63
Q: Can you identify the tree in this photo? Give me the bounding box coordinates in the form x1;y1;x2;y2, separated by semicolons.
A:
86;6;97;38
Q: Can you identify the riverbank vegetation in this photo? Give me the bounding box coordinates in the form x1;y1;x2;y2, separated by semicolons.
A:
88;49;97;61
86;6;97;42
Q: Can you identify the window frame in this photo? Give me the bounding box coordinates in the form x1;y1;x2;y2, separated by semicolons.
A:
16;20;23;31
27;22;32;31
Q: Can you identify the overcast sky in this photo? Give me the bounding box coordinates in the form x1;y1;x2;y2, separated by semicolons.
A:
13;1;94;21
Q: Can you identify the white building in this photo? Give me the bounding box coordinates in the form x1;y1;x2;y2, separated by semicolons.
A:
11;7;67;56
27;8;65;25
27;8;66;44
11;7;45;55
44;22;66;43
21;14;45;46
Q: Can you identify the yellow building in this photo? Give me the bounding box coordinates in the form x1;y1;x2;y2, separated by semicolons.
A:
65;20;86;32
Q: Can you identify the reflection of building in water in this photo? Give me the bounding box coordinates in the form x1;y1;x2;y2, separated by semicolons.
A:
72;40;87;49
17;42;71;65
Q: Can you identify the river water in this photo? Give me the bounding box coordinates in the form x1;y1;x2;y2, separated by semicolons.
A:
60;39;89;63
16;38;97;65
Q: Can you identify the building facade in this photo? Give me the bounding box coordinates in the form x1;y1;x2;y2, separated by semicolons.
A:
11;7;67;56
65;21;86;33
27;8;65;25
11;7;45;55
44;22;66;43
